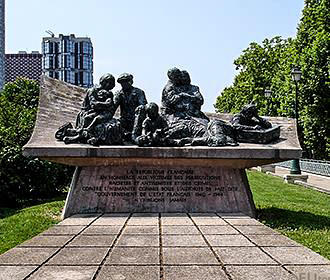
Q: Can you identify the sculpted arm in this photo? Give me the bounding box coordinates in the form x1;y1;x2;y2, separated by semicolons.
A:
193;87;204;106
139;90;148;106
254;115;272;129
112;92;122;112
181;86;204;106
231;115;260;130
142;119;153;137
91;98;113;111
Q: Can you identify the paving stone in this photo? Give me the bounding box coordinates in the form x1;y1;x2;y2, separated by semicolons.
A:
247;234;301;246
0;248;58;265
126;217;159;226
47;248;108;265
163;247;218;264
164;266;228;280
199;225;239;235
67;235;116;247
116;235;159;247
214;247;277;265
190;213;218;217
217;213;250;219
69;214;100;218
223;218;263;226
161;217;194;226
29;266;98;280
0;266;37;280
96;266;159;280
161;213;189;218
205;234;255;247
41;225;85;235
105;247;159;264
234;225;279;235
81;226;122;235
226;266;296;280
102;213;130;217
92;216;128;226
162;225;200;235
285;265;330;279
263;247;330;265
18;235;73;247
131;213;159;218
122;225;159;235
162;235;208;247
192;217;228;226
58;214;98;226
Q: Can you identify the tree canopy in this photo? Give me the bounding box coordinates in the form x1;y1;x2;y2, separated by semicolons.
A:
214;0;329;160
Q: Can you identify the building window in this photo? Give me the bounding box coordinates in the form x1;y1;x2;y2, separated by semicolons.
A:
74;42;79;54
79;72;83;85
49;56;54;69
64;55;67;68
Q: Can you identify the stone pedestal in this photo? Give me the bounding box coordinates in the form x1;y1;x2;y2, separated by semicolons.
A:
62;162;256;218
283;174;308;184
256;164;276;173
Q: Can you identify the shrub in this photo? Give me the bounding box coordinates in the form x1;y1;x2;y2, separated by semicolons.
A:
0;78;73;207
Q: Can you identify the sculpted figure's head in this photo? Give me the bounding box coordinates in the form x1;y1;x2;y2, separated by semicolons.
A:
241;104;258;118
99;73;115;91
146;102;159;120
167;67;182;86
117;73;134;91
180;70;191;86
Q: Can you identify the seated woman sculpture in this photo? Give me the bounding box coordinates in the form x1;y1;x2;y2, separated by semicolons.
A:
178;70;209;121
55;73;121;146
161;67;182;115
76;74;116;129
161;68;208;121
79;89;114;131
156;67;236;147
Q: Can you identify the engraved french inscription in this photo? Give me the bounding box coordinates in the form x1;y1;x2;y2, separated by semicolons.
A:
66;165;254;215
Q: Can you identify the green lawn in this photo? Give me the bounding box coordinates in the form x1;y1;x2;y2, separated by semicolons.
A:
0;198;65;255
248;170;330;259
0;171;329;259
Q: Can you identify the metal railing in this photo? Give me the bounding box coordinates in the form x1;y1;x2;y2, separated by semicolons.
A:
275;159;330;177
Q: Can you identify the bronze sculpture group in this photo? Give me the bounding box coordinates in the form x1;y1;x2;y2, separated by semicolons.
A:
55;67;278;147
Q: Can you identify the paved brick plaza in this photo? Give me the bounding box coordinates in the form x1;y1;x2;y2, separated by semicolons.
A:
0;213;329;279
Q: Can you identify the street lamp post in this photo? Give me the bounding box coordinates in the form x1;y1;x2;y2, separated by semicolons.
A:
264;88;272;115
290;66;302;175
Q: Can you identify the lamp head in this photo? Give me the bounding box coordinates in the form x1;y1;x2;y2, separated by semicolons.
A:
264;89;272;98
291;66;302;82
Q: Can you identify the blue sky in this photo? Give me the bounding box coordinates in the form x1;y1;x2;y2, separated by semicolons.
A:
5;0;304;112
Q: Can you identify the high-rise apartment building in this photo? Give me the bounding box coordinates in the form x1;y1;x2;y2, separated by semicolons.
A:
42;34;93;88
0;0;5;89
5;51;42;83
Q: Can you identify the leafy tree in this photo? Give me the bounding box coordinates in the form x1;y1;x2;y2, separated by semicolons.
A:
0;78;73;207
214;36;296;117
214;0;329;160
294;0;330;159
